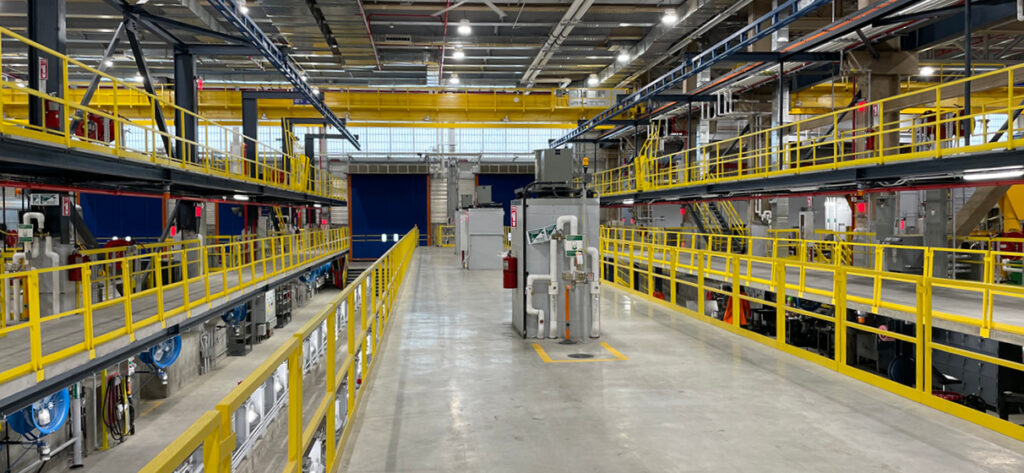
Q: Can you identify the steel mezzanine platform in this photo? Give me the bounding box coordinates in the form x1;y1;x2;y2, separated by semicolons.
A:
0;26;345;206
595;63;1024;203
0;228;350;414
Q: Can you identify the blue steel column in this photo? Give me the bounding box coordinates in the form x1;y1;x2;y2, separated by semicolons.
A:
174;50;198;163
27;0;66;129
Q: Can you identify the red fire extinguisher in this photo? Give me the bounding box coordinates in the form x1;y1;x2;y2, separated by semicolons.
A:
67;253;89;281
502;254;517;289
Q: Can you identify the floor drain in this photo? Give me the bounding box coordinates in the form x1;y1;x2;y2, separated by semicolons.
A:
567;353;595;359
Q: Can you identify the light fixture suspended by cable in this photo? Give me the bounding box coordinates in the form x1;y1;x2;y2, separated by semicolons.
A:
458;19;472;35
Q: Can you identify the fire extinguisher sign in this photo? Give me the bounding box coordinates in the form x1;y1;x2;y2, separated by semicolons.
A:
62;196;72;217
510;206;518;228
39;58;48;81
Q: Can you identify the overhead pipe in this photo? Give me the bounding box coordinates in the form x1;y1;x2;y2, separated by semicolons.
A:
520;0;596;87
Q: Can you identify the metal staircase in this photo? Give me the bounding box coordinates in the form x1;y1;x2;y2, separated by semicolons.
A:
689;201;747;252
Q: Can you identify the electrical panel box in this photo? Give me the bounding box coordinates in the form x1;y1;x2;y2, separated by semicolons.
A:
476;185;493;205
534;148;576;184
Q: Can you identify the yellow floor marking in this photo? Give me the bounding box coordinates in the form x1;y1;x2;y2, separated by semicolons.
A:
138;400;164;418
532;341;628;363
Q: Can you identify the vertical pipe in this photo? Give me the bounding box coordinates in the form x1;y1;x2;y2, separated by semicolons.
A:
964;0;972;147
71;382;83;467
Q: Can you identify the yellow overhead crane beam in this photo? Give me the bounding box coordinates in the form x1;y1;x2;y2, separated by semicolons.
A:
0;84;627;127
791;80;1024;115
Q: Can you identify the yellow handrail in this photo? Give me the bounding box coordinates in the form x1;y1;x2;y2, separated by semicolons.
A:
595;63;1024;196
0;26;344;200
600;224;1024;442
140;228;418;473
0;227;351;385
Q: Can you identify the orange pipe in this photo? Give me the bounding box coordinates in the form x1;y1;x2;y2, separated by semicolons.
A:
564;287;571;339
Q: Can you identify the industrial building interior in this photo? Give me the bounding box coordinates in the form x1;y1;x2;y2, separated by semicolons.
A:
2;0;1024;471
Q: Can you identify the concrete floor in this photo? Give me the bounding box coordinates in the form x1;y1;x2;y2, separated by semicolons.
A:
341;247;1024;473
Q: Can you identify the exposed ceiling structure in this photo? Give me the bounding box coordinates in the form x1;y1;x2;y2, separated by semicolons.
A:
0;0;1018;95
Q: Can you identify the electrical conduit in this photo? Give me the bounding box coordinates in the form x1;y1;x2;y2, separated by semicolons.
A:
586;246;601;338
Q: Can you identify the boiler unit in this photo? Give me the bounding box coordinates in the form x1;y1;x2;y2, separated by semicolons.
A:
508;148;601;342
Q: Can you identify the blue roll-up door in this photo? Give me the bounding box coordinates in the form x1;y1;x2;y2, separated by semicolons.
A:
350;174;428;259
80;193;163;240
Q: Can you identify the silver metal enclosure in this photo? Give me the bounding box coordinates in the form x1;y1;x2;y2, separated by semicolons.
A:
509;197;600;341
475;185;493;205
466;207;505;270
534;148;576;184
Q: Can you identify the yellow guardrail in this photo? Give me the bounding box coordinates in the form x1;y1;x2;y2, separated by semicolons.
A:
601;225;1024;442
596;63;1024;197
140;228;417;473
436;225;454;248
0;26;345;200
0;227;350;385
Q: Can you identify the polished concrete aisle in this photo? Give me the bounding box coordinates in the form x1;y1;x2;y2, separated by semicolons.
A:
340;248;1024;473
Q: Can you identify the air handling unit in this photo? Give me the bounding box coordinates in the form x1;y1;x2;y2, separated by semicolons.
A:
506;149;600;342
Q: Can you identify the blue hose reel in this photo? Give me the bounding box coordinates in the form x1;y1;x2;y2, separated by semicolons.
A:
7;389;70;437
140;335;183;369
221;304;248;327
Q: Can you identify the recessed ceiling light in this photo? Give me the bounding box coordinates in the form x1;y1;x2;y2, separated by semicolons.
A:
662;8;678;25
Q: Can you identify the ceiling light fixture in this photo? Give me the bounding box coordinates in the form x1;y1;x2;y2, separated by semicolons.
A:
617;51;630;63
587;74;599;86
300;73;309;82
103;59;114;68
662;8;678;25
920;66;935;77
453;47;465;59
449;74;460;85
457;19;472;35
312;87;321;95
963;166;1024;181
132;73;144;83
239;1;249;14
622;198;635;205
233;194;250;201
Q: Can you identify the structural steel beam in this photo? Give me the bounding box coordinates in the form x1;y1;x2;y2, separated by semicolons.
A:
681;52;841;63
184;44;261;55
125;15;173;156
551;0;831;148
206;0;360;149
28;0;66;129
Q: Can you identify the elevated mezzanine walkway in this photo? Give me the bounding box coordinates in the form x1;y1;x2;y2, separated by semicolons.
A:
596;63;1024;204
0;228;351;412
0;26;345;205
